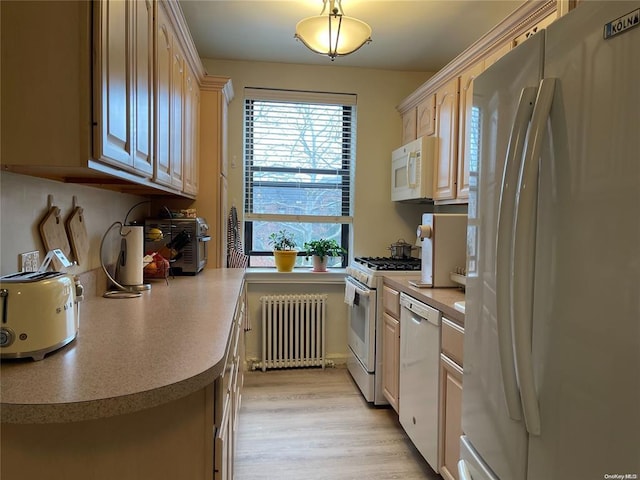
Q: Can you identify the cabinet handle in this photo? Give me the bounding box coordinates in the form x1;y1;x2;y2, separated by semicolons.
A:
161;25;170;49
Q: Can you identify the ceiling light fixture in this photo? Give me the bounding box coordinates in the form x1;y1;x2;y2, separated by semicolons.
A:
294;0;372;61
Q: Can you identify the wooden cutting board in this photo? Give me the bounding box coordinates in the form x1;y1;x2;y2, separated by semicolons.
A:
39;206;73;264
66;206;89;266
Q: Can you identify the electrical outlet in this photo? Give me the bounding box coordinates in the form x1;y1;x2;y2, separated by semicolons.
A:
19;251;40;272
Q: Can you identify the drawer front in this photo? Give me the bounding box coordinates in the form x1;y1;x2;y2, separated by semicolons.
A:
382;285;400;318
441;317;464;366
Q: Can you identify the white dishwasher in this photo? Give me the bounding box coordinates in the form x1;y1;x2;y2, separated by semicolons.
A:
399;292;441;472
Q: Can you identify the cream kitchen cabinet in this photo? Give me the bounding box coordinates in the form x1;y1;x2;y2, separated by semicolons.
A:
401;108;418;145
94;0;154;177
381;284;401;412
0;0;202;199
396;1;560;205
433;77;460;201
170;42;186;190
155;3;173;187
183;66;201;196
438;317;464;480
197;76;233;268
155;1;190;192
0;270;245;480
214;281;246;480
417;93;437;138
400;93;436;145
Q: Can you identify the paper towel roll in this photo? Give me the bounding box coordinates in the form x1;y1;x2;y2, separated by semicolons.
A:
119;226;144;286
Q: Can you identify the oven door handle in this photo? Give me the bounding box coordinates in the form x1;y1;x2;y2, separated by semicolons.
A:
198;236;211;242
346;277;372;297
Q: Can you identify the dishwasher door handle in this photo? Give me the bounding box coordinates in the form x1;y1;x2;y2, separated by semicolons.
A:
400;293;440;326
402;305;441;327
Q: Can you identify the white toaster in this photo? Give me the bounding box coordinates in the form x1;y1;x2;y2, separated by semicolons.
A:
0;271;83;361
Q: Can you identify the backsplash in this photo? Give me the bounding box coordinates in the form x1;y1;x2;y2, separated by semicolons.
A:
0;172;148;276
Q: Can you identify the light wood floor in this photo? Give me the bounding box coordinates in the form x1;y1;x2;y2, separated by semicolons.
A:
234;366;441;480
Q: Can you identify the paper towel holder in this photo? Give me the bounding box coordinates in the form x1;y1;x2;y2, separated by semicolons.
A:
100;221;150;298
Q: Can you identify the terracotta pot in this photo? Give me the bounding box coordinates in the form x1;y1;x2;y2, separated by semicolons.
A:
273;250;297;272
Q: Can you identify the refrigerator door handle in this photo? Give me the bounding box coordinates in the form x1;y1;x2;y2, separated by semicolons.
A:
512;77;556;436
458;460;473;480
496;86;538;422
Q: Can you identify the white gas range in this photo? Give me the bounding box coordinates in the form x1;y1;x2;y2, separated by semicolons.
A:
345;256;421;405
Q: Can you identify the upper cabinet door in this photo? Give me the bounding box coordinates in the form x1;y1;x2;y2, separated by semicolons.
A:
132;0;154;175
401;108;417;145
155;5;172;187
183;66;200;195
94;0;153;177
433;77;460;201
416;93;436;138
457;60;485;200
95;0;133;169
170;44;185;190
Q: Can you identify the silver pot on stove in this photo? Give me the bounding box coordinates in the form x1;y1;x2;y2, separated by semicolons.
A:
388;239;417;259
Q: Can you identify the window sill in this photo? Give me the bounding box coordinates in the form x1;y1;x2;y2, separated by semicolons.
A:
244;268;346;285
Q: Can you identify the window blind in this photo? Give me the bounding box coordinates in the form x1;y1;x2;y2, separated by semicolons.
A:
244;89;354;224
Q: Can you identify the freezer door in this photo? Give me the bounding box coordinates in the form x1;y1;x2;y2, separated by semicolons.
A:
459;436;499;480
463;31;544;480
528;2;640;478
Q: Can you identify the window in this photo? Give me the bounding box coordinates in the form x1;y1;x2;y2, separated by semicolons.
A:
243;88;355;267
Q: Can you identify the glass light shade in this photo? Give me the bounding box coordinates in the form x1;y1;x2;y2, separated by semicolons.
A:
295;13;372;59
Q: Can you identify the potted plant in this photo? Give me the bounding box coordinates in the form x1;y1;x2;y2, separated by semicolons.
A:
303;238;346;272
268;229;298;272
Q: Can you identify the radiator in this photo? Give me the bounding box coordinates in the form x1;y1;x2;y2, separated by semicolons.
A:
260;294;327;371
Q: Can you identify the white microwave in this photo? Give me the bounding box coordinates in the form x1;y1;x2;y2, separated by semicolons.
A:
391;136;436;202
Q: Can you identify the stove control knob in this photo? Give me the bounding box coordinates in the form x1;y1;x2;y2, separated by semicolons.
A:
417;224;433;240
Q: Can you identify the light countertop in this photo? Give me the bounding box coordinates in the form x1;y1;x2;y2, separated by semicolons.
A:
382;274;465;326
0;268;245;424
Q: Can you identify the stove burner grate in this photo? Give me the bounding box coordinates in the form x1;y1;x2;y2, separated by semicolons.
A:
354;256;421;271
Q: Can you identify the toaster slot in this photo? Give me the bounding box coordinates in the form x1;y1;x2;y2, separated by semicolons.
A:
1;289;7;324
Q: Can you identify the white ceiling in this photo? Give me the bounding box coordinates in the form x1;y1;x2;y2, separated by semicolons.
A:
179;0;527;72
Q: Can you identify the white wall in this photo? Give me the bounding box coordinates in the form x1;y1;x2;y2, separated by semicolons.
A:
0;172;148;277
201;59;433;258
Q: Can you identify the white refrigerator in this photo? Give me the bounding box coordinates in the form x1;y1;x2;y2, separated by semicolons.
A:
460;2;640;479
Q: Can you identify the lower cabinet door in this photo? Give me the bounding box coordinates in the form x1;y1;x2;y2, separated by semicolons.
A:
439;354;464;480
382;312;400;412
215;394;231;480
